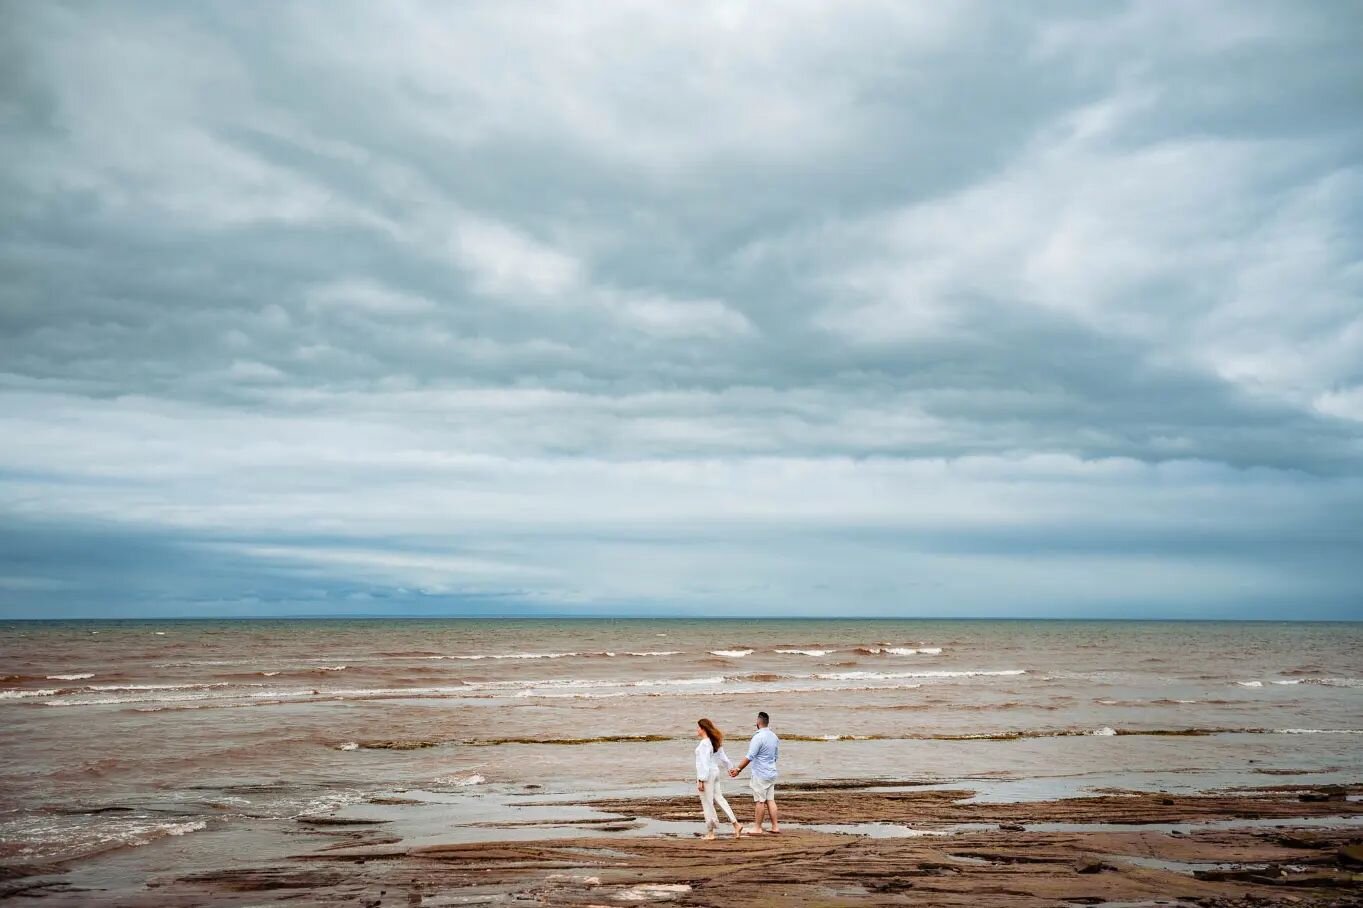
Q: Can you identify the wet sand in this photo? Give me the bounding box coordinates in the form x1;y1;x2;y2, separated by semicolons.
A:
7;781;1361;906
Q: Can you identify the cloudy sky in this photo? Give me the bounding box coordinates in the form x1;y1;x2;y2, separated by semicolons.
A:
1;2;1360;620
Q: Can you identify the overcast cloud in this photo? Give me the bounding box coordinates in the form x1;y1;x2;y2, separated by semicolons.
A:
1;1;1360;619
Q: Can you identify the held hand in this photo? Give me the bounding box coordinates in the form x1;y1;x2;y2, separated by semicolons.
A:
728;769;738;778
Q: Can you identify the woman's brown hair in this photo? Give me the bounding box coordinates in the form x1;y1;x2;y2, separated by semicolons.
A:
697;718;723;750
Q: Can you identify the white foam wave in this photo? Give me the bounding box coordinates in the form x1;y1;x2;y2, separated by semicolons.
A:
886;647;942;656
775;649;832;656
453;652;580;660
626;650;681;657
0;817;207;861
515;690;630;699
1;689;60;699
45;690;285;707
710;649;753;658
635;676;724;687
1270;679;1302;685
1091;726;1117;736
1235;681;1264;688
814;669;1025;681
1312;677;1363;688
47;673;94;680
292;791;367;819
434;773;486;786
317;665;347;671
337;741;359;751
1274;728;1363;735
507;676;726;697
90;683;235;691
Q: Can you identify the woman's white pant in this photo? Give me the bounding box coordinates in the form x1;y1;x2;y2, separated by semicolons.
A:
698;769;737;829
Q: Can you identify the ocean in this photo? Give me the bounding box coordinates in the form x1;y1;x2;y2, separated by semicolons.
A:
2;618;1360;886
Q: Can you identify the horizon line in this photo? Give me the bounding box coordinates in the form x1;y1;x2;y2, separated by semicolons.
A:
2;614;1359;623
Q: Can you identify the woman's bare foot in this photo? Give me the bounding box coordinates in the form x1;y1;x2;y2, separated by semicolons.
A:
703;831;716;840
732;822;743;838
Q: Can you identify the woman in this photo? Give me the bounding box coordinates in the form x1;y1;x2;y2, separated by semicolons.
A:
694;718;742;840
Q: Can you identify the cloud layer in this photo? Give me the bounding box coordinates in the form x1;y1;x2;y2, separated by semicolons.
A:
1;1;1360;618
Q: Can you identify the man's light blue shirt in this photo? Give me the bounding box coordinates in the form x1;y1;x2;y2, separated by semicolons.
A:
746;727;779;780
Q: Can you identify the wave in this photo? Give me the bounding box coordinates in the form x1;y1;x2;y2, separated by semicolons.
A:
1;688;62;699
22;664;1047;710
634;676;723;687
710;649;753;658
47;673;94;680
89;683;236;691
784;734;885;742
886;647;942;656
1231;676;1362;688
464;734;673;747
775;649;833;656
625;650;681;657
514;689;629;699
1097;698;1202;706
337;742;359;751
928;726;1363;741
450;652;582;660
468;675;724;691
433;773;486;786
0;816;207;863
814;669;1025;681
388;726;1363;747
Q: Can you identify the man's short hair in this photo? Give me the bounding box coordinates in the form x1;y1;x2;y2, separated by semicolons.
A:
757;711;770;726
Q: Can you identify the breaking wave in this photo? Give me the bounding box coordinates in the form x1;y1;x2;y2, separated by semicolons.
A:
815;670;1025;681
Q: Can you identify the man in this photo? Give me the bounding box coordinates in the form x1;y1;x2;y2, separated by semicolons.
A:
729;710;780;834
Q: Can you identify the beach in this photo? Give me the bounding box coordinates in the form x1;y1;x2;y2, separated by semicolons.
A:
2;619;1361;905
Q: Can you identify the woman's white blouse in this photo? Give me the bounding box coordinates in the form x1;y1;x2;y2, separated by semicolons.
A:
694;738;734;780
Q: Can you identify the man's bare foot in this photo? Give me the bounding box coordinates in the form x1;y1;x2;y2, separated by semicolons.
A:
746;827;769;835
768;827;781;834
703;831;716;840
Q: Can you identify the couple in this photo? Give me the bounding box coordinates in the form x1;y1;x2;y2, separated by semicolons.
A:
693;710;780;840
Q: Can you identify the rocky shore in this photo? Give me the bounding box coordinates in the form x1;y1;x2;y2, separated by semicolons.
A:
7;780;1361;906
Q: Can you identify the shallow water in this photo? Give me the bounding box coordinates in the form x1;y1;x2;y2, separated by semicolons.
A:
2;618;1360;871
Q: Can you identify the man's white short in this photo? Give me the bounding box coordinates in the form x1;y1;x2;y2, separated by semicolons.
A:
749;775;776;803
